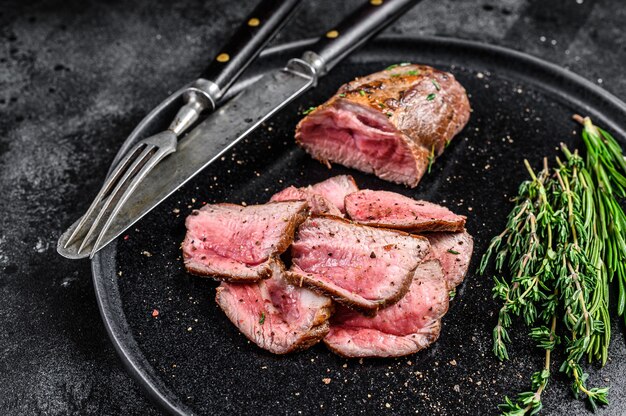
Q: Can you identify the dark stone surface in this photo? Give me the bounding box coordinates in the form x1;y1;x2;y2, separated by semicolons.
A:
1;0;625;415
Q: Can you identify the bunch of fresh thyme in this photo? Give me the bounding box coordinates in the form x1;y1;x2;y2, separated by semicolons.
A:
479;116;626;415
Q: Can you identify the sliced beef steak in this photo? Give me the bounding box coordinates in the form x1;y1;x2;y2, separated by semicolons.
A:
426;230;474;289
216;262;333;354
324;259;449;357
270;186;341;216
309;175;358;213
345;190;466;232
270;175;358;216
182;201;308;281
286;216;430;313
295;65;470;187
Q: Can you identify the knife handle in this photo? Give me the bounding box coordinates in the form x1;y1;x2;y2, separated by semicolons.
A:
309;0;421;74
200;0;302;101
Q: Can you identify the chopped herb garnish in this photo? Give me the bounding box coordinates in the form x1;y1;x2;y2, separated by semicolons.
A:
426;93;436;101
302;106;316;115
449;290;456;300
390;73;401;77
259;312;266;325
378;102;386;108
359;90;366;96
338;93;346;98
405;70;419;76
399;62;412;66
385;64;399;70
386;112;393;117
447;249;460;255
432;79;441;90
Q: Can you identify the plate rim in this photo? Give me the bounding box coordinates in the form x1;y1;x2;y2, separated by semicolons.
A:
91;35;626;416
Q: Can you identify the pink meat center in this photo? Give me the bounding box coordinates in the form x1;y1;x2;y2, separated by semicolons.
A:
299;101;418;181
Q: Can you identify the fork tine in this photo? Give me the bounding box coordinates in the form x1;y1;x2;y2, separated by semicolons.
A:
88;143;178;257
64;143;147;248
76;144;157;255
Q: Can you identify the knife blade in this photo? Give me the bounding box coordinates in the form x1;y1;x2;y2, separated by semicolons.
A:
89;0;422;256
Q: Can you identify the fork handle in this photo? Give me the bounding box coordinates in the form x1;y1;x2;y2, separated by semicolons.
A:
200;0;302;100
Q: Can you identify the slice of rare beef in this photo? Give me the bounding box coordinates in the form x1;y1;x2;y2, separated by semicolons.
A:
309;175;358;213
286;216;430;313
183;201;308;282
345;189;466;232
295;65;470;187
270;175;358;216
324;259;449;358
426;230;474;289
270;186;341;216
216;261;333;354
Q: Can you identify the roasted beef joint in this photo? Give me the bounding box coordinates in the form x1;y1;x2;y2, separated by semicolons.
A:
295;65;470;187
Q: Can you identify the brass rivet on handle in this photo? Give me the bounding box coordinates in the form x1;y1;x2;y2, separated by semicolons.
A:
326;30;339;39
370;0;383;5
216;53;230;63
248;17;260;27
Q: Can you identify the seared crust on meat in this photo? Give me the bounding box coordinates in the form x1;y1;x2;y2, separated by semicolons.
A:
287;320;332;353
331;64;470;157
295;65;470;187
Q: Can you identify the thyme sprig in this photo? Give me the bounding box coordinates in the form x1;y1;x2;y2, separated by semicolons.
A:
482;159;555;363
479;116;626;414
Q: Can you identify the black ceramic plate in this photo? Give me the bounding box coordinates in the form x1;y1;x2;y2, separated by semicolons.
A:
92;36;626;415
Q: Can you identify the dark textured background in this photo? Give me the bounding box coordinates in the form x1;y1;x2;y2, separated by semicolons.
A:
1;0;625;415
